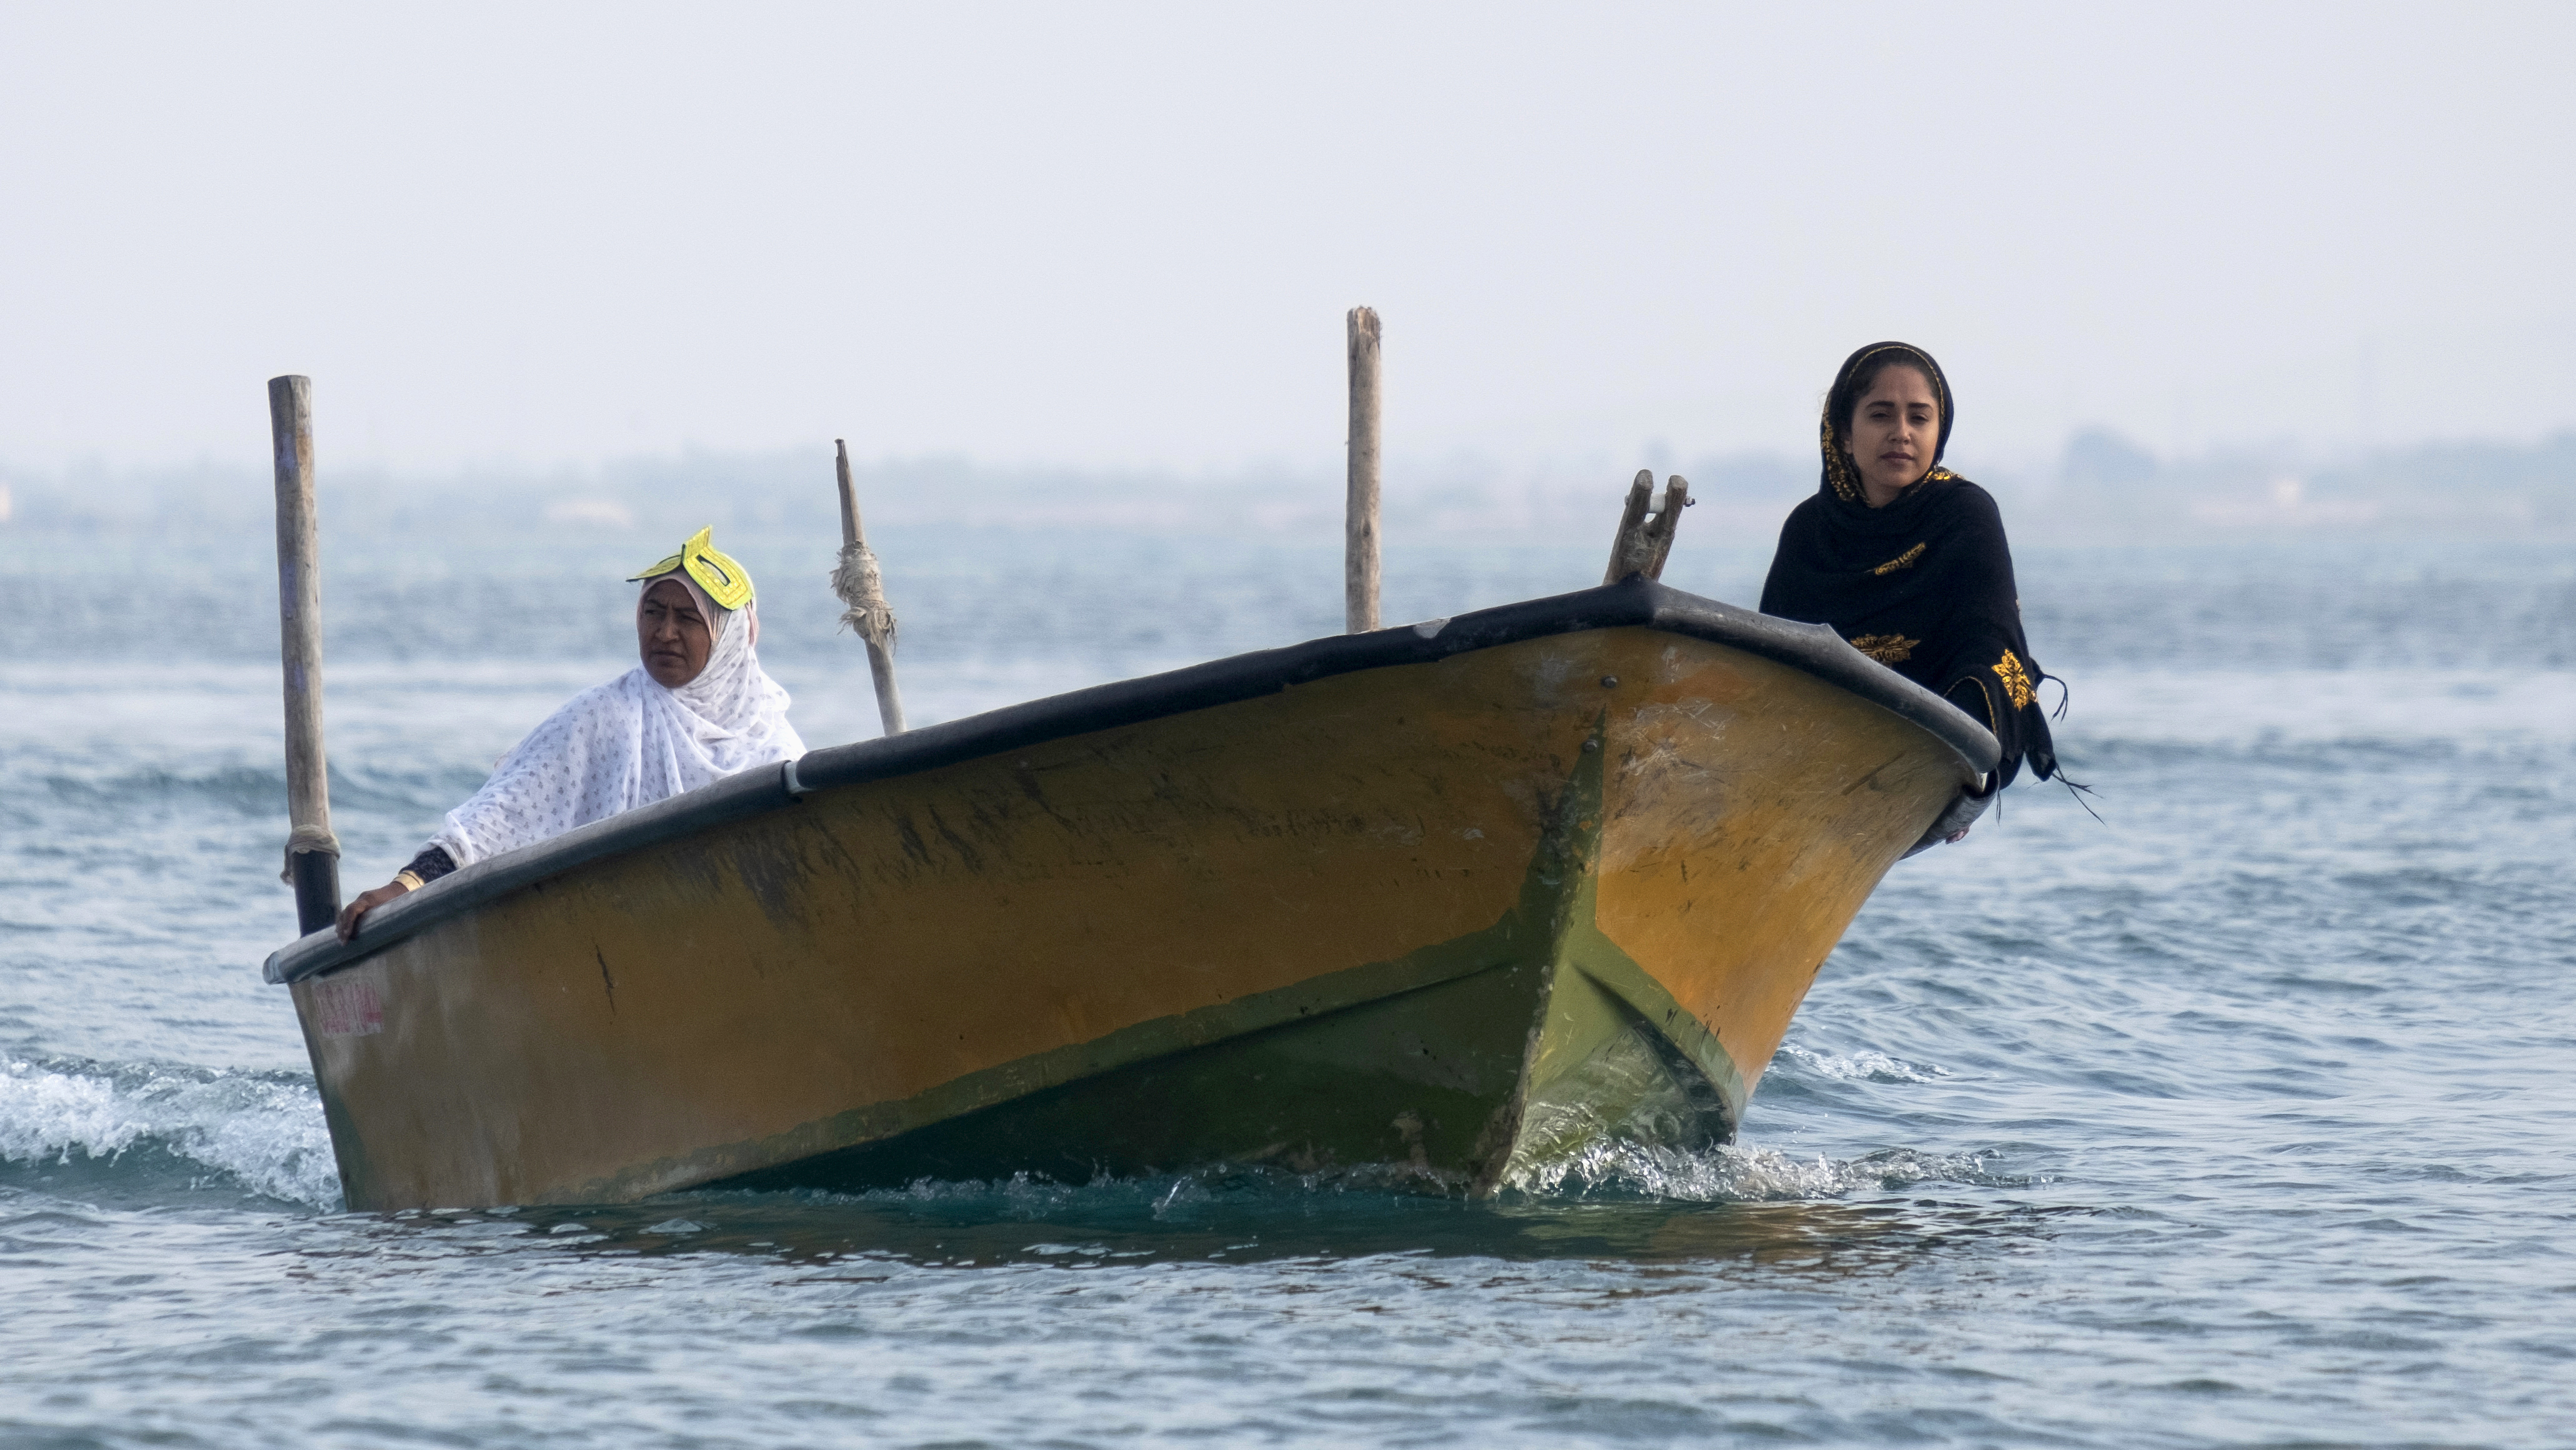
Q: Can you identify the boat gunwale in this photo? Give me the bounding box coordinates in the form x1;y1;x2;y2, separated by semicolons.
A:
265;577;1999;986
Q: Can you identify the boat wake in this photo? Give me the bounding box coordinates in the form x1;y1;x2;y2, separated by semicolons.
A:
809;1141;2027;1213
1505;1139;2028;1202
0;1050;2015;1221
0;1055;340;1209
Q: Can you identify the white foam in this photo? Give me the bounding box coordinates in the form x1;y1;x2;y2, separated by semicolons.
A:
1509;1140;2018;1201
0;1056;341;1208
1777;1043;1949;1084
0;1062;145;1161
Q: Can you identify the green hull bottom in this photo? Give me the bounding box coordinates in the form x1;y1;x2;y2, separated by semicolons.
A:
714;735;1749;1197
715;952;1741;1197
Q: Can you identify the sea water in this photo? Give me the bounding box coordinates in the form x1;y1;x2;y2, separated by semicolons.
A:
4;525;2572;1448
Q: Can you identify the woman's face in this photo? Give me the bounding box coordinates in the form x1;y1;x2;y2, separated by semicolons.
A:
639;579;713;687
1843;364;1942;506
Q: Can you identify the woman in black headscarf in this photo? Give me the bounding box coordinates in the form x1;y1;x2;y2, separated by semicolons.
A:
1759;341;2067;799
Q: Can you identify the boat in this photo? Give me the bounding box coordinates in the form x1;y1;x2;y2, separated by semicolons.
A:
264;577;1995;1211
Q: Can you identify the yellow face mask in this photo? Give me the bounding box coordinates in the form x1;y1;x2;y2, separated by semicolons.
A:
627;526;754;612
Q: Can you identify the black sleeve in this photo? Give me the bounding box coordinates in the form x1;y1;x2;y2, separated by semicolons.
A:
1757;500;1814;618
1944;676;1994;732
404;846;458;884
1926;488;2057;789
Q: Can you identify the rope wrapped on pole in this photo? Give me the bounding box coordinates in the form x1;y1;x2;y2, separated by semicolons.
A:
829;522;897;653
831;439;906;736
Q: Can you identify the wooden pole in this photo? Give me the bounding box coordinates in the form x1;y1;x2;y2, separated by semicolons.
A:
1345;306;1382;633
833;440;906;736
1604;470;1654;582
1603;471;1692;585
268;375;341;934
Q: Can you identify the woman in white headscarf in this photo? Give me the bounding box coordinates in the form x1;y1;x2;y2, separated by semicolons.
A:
335;528;806;941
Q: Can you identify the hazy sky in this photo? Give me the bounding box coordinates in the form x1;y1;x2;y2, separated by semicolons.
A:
3;2;2569;478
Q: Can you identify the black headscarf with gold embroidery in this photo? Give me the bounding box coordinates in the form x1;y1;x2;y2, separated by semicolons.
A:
1758;341;2062;790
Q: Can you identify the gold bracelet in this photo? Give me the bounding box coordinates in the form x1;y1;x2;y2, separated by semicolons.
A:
394;869;426;892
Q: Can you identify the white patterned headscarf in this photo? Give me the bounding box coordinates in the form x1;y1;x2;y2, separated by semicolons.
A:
426;552;806;869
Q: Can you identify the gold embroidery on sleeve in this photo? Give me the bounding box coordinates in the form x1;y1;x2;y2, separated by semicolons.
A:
1849;633;1919;664
1992;649;2035;709
1872;543;1927;576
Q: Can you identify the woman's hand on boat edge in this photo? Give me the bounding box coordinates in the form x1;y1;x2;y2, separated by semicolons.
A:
336;881;412;942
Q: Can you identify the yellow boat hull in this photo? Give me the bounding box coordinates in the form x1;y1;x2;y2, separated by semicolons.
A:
271;584;1992;1209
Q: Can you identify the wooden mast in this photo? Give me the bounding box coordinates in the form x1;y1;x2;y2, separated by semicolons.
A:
1345;306;1382;633
268;374;341;934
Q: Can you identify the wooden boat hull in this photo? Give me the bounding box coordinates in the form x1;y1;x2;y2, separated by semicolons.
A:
269;582;1994;1209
